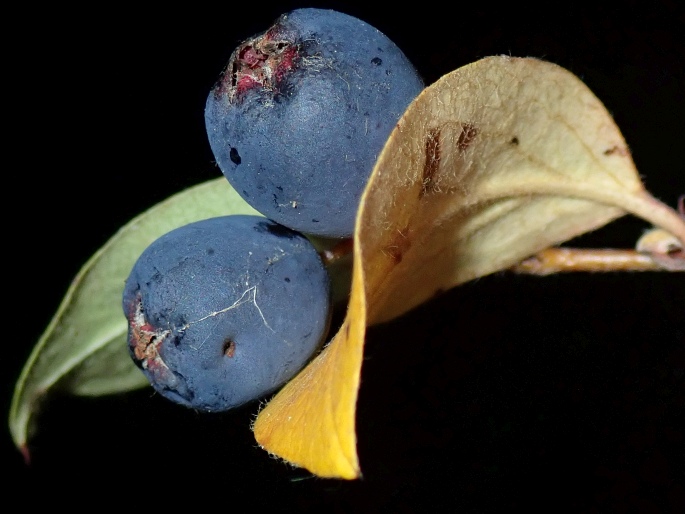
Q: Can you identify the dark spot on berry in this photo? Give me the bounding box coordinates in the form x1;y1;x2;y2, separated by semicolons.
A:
253;220;298;239
510;136;519;145
312;219;319;223
284;277;291;282
229;147;241;165
223;340;236;358
371;57;382;66
206;248;215;255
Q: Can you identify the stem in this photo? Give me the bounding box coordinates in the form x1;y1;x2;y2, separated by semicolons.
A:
317;238;355;310
511;248;675;275
319;238;354;267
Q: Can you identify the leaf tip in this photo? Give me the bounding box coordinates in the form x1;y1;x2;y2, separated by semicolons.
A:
20;445;31;466
252;396;362;480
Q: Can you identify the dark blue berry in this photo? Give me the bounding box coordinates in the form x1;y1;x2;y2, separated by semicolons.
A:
123;215;331;412
205;8;424;237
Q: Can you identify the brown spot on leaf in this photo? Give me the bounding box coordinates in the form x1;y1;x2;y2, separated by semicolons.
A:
421;128;441;197
383;226;412;265
457;123;479;152
603;145;630;157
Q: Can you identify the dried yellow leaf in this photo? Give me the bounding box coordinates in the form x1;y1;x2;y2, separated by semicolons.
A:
253;56;685;478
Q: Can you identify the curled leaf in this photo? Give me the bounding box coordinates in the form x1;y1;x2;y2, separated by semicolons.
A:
10;178;260;454
252;56;685;478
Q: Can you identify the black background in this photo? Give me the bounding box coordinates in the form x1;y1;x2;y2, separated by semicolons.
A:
6;1;684;510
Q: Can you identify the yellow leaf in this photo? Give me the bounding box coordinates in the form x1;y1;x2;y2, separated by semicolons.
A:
252;56;685;478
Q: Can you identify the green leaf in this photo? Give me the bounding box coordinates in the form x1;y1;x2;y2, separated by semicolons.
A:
9;178;260;453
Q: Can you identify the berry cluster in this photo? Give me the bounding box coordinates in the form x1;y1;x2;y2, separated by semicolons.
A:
123;8;424;412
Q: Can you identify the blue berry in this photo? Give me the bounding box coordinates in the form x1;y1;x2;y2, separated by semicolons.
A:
205;8;424;237
123;215;331;412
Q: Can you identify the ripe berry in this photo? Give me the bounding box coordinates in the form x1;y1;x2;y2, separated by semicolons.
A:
123;215;331;412
205;8;424;237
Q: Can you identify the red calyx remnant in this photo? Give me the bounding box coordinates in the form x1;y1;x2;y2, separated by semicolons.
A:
127;295;172;380
220;25;300;101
